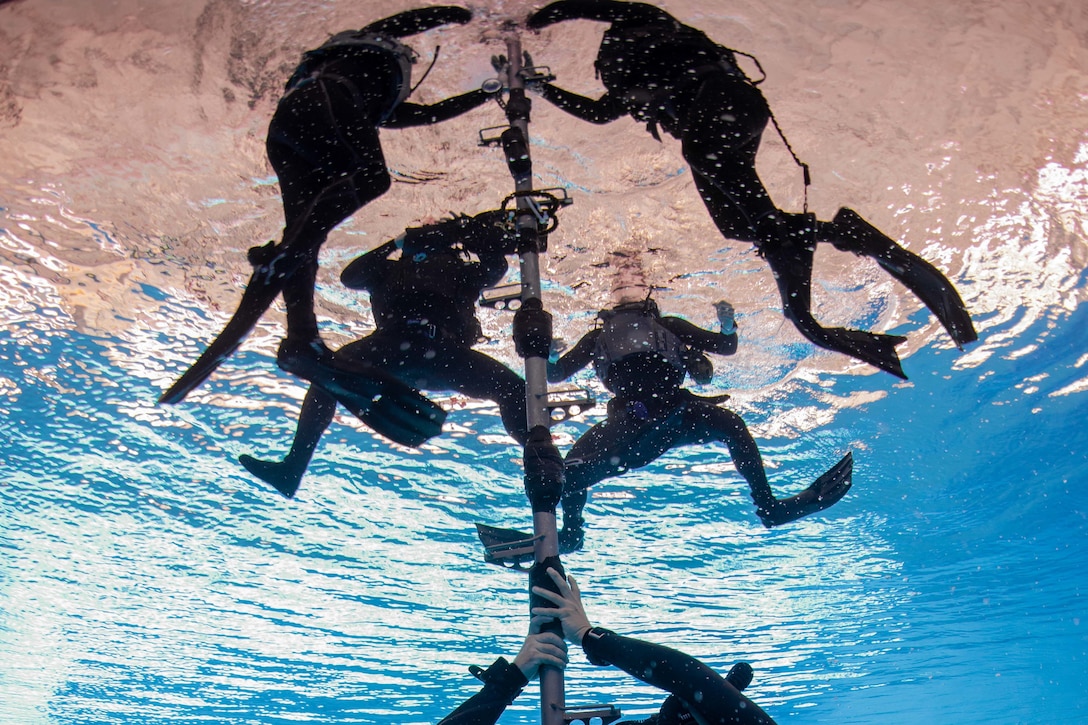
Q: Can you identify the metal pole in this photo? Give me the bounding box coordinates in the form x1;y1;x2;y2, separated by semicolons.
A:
503;34;565;725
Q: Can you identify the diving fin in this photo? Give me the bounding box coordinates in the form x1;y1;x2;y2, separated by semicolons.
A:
278;341;446;449
758;451;853;528
238;454;304;499
476;522;539;570
160;241;292;405
829;208;978;347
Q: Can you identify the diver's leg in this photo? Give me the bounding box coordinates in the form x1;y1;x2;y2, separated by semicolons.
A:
674;401;777;514
678;402;853;527
238;385;337;499
269;109;391;346
820;209;977;346
160;77;390;403
680;74;777;241
425;347;530;444
757;211;909;378
680;76;909;377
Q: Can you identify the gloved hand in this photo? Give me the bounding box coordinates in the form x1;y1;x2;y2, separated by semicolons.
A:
460;209;518;256
513;298;553;359
685;351;714;385
714;300;737;335
523;425;564;512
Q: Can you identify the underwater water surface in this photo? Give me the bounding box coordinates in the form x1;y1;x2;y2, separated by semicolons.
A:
2;0;1087;723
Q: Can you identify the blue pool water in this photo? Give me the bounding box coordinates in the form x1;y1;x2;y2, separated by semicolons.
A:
3;0;1088;722
2;271;1086;724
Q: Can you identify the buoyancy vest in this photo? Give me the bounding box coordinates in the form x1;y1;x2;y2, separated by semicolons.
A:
287;31;417;119
595;21;744;124
593;306;687;382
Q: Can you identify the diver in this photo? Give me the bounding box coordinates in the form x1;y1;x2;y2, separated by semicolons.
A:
545;296;852;552
239;209;530;498
161;6;500;439
439;565;776;725
524;0;977;378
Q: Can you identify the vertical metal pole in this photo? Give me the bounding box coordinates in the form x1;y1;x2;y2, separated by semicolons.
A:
503;34;565;725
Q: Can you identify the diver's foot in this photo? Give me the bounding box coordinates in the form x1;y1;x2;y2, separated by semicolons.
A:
247;240;279;267
558;525;584;554
819;326;909;379
238;454;304;499
758;451;853;527
276;337;333;378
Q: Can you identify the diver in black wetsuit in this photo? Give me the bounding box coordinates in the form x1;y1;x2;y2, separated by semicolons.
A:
547;297;852;552
440;566;775;725
240;209;529;498
162;7;499;446
524;0;977;379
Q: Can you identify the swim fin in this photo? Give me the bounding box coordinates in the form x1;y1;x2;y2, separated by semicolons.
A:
475;522;539;570
828;208;978;347
278;340;446;448
238;454;304;499
160;241;296;405
758;451;853;528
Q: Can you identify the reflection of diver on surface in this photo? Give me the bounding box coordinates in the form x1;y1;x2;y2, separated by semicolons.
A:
441;565;774;725
161;6;497;414
547;297;852;552
240;210;529;498
525;0;977;378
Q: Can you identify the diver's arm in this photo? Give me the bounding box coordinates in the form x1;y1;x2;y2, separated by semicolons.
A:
436;658;528;725
547;329;599;382
526;0;673;28
579;630;776;725
438;616;566;725
660;316;738;356
383;88;493;128
361;6;472;38
461;210;519;257
340;239;399;290
529;567;775;725
536;83;625;124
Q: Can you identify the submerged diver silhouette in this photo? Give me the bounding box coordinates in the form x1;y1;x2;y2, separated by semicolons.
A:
545;297;852;552
438;566;776;725
525;0;977;378
161;6;498;445
240;210;530;498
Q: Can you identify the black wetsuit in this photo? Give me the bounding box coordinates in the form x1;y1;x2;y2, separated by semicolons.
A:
440;631;776;725
438;658;529;725
239;212;528;498
161;8;495;408
269;27;493;342
548;305;776;550
527;0;976;379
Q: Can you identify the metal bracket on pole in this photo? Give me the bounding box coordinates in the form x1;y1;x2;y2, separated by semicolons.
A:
563;705;623;725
